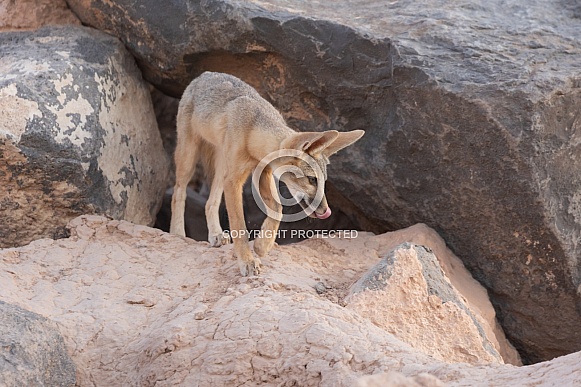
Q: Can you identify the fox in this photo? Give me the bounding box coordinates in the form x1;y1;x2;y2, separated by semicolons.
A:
170;72;364;276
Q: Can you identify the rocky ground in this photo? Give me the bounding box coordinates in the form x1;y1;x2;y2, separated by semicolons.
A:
1;0;581;385
3;215;577;386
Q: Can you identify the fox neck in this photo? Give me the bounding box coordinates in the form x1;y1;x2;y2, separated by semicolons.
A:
247;127;296;162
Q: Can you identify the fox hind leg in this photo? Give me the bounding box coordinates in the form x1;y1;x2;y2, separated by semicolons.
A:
170;134;200;237
205;152;231;247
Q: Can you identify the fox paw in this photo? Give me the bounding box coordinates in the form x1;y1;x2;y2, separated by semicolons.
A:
209;232;231;247
239;257;262;276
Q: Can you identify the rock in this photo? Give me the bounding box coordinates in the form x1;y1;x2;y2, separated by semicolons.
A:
65;0;581;361
0;301;76;387
314;281;328;295
346;242;503;364
0;215;531;386
0;26;169;248
355;372;445;387
150;87;180;186
366;224;522;366
0;0;80;31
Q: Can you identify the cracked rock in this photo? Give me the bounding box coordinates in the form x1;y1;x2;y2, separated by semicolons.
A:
347;242;504;365
0;216;539;386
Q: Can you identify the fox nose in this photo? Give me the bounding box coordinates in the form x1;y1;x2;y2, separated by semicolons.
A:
315;207;331;219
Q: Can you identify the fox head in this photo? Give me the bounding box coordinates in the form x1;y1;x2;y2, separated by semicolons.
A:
273;129;365;220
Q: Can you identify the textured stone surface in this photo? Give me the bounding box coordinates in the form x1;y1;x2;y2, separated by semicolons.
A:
0;26;169;248
355;372;446;387
347;243;504;364
346;224;522;365
65;0;581;361
0;215;532;386
0;301;76;387
0;0;80;31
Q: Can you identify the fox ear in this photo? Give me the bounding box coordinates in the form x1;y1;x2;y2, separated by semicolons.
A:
282;130;339;154
323;130;365;157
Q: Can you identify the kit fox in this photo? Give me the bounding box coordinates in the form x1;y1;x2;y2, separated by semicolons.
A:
170;72;364;276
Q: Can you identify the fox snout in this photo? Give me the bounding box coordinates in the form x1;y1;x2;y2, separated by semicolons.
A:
296;189;331;220
307;197;332;219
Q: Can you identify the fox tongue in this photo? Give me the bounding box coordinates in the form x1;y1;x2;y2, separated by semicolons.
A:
315;208;332;219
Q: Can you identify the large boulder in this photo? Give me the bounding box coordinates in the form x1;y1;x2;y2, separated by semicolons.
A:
0;26;169;248
64;0;581;362
347;243;504;365
0;301;76;387
0;215;559;385
346;224;522;366
0;0;80;31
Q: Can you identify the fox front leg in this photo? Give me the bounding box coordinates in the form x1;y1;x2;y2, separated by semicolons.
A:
254;168;282;257
223;167;261;276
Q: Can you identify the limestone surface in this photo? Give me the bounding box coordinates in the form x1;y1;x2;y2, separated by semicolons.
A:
0;216;547;386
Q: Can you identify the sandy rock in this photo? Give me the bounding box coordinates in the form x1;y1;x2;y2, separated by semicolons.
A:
65;0;581;361
347;243;503;364
367;225;522;366
0;26;169;248
0;215;538;386
0;301;76;387
355;372;445;387
0;0;80;31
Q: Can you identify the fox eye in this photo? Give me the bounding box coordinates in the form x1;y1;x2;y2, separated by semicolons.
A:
307;176;317;185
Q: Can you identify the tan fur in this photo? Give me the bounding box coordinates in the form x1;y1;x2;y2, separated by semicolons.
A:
170;72;364;276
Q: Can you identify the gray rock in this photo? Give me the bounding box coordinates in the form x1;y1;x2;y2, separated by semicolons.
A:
0;301;76;387
314;282;328;295
65;0;581;361
0;26;169;248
